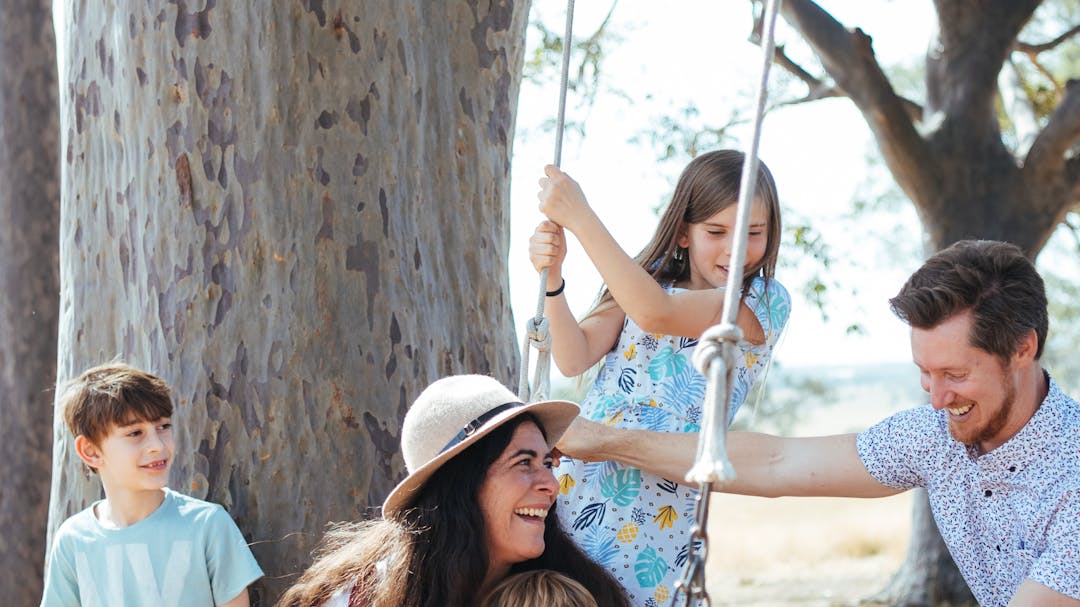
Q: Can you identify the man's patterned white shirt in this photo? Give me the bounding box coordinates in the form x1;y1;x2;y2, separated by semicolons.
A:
856;374;1079;606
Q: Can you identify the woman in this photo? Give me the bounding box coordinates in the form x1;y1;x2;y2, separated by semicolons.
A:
277;375;630;607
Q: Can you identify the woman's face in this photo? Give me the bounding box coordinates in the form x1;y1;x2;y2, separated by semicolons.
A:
477;420;559;576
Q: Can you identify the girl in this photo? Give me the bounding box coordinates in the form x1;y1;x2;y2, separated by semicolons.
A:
529;150;790;606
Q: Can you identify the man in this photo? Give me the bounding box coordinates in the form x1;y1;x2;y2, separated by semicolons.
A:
556;240;1079;606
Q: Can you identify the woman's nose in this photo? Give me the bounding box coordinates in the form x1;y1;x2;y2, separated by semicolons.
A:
535;469;558;494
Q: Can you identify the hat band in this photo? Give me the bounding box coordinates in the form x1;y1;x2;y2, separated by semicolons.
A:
439;401;523;455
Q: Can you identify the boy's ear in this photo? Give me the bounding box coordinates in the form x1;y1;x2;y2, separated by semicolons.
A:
74;435;104;470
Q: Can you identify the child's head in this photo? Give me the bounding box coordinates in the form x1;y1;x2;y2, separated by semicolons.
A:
482;570;598;607
642;149;781;293
61;363;173;474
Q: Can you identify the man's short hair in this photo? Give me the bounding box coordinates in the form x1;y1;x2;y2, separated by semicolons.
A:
60;363;173;445
889;240;1047;361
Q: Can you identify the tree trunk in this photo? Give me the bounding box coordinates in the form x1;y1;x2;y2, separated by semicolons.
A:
0;0;59;603
47;2;528;602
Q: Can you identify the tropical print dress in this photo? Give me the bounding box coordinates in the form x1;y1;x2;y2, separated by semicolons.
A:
555;276;790;606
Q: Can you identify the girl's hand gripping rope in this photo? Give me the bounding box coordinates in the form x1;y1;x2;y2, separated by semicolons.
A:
538;164;595;233
529;221;567;295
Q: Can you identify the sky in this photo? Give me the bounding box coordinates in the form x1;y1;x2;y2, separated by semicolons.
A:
508;1;938;377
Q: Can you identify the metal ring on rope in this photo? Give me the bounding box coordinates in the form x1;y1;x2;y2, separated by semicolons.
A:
670;0;783;604
519;0;575;403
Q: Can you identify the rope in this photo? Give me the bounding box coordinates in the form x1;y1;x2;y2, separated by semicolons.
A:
671;0;783;604
520;0;575;402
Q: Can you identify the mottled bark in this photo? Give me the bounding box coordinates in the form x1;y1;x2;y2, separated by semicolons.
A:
0;0;59;604
47;1;527;602
772;1;1080;603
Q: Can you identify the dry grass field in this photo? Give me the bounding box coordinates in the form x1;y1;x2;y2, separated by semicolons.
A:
703;491;913;606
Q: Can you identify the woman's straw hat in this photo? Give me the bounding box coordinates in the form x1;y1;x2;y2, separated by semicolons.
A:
382;375;579;517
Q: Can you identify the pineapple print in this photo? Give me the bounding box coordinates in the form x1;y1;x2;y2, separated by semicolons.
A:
617;521;640;543
623;343;637;361
654;584;671;603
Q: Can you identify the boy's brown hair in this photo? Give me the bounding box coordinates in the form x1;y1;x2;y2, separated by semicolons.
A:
60;363;173;446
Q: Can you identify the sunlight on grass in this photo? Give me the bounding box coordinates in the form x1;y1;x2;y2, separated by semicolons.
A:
704;492;913;606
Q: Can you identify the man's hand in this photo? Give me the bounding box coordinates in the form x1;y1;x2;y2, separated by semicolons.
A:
555;417;611;462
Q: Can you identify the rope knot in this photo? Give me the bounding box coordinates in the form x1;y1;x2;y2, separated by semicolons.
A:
526;316;552;352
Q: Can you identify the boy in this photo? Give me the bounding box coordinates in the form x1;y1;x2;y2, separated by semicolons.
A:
41;363;263;607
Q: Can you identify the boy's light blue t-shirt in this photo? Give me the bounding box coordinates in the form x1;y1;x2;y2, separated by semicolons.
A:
41;487;263;607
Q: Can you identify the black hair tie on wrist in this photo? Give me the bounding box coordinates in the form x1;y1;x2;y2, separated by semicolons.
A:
546;278;566;297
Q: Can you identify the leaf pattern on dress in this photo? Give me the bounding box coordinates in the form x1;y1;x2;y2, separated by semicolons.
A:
600;468;642;507
634;547;669;588
558;473;575;495
653;505;679;530
573;501;606;531
678;336;698;350
674;539;702;568
636;403;674;432
648;346;689;382
618;367;637;394
580;523;620;568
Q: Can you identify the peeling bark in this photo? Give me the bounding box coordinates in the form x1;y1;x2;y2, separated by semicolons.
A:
47;1;528;602
0;0;59;603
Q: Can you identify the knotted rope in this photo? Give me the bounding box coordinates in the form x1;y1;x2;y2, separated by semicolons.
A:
520;0;575;403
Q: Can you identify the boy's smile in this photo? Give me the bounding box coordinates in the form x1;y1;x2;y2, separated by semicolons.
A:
95;417;175;492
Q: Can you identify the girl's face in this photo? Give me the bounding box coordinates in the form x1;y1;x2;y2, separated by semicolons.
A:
678;200;770;290
477;421;558;579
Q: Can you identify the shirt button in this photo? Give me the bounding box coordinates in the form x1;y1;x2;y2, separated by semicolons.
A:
984;490;993;497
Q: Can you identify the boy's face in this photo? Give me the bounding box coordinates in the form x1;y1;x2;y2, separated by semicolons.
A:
77;418;174;494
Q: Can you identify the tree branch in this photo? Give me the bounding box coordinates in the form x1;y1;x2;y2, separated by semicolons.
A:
766;42;925;122
1016;23;1080;54
1066;155;1080;200
1025;79;1080;182
777;0;939;210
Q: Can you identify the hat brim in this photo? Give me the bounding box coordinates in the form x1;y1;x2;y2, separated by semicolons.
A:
381;398;579;517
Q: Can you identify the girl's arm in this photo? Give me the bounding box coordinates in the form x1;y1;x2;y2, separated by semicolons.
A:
539;165;750;339
529;221;626;376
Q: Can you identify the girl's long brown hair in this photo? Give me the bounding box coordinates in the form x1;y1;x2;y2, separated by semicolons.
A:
588;149;781;319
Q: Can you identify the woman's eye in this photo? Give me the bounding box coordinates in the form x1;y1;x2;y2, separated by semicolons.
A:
160;423;172;431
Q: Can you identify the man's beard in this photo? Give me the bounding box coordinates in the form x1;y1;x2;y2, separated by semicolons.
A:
949;371;1015;452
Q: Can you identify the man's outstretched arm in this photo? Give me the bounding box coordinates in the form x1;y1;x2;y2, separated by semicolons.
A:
556;417;900;498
